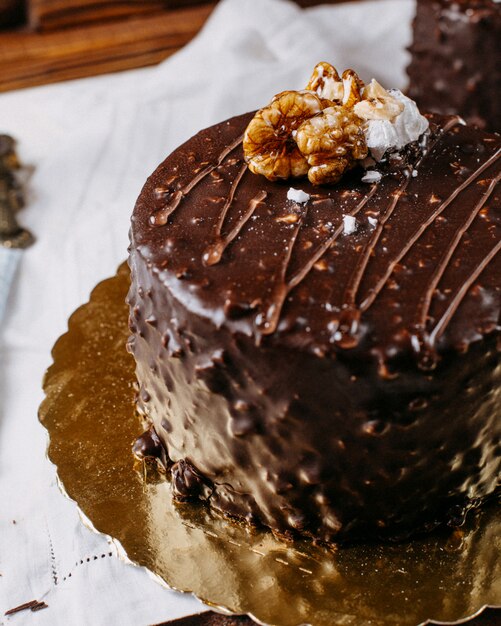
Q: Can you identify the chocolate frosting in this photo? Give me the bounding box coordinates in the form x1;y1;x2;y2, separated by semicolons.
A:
128;111;500;541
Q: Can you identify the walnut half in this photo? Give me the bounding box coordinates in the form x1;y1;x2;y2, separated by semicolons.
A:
243;90;325;181
296;106;368;185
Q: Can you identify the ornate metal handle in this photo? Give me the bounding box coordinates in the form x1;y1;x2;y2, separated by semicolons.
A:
0;134;34;249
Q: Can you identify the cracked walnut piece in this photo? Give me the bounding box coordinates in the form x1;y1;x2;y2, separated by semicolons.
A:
306;61;344;102
243;90;324;181
296;106;368;185
306;63;364;108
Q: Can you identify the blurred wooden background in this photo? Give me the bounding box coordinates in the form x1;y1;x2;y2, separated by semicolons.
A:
0;0;350;92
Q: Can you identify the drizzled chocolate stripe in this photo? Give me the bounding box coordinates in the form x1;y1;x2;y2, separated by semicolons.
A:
214;164;248;237
202;163;248;266
288;184;379;291
256;184;379;336
307;120;463;347
257;203;310;334
203;189;267;267
344;181;408;310
417;170;501;332
150;135;244;226
350;117;463;313
360;147;501;312
429;238;501;345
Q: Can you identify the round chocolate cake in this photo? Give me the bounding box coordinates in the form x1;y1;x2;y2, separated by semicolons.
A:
128;101;500;542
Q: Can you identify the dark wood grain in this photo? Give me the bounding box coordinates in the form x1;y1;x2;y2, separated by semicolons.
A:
27;0;208;31
0;4;215;92
0;0;25;27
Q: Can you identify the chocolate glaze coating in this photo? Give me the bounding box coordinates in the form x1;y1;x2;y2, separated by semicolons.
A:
128;112;501;542
407;0;501;132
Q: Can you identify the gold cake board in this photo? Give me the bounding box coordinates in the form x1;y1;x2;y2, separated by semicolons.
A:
38;263;501;626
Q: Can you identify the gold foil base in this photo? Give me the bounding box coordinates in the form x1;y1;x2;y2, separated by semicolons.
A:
39;264;501;626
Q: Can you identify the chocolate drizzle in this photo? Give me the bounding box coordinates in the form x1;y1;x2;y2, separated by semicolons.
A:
256;200;310;334
135;112;501;361
417;168;501;333
150;134;244;226
203;190;268;267
288;187;377;290
360;147;501;315
430;237;501;345
257;185;381;337
354;117;462;311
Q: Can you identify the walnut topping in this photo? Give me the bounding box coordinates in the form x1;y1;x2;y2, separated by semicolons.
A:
244;63;369;185
295;106;368;185
306;62;344;102
243;63;426;186
340;69;364;108
354;79;404;122
306;63;363;108
243;90;324;181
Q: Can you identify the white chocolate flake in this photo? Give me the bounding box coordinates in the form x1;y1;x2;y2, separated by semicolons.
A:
343;215;357;235
361;170;382;184
287;187;310;204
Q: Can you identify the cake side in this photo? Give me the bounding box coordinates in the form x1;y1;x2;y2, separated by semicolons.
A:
128;244;501;542
127;111;501;542
407;0;501;132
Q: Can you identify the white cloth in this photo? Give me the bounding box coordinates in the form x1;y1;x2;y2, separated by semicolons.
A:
0;0;415;623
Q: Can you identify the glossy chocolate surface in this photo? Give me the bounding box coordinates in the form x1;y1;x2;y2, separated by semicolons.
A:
407;0;501;132
128;112;501;541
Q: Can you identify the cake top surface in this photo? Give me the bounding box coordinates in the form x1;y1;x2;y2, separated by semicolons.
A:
131;111;500;368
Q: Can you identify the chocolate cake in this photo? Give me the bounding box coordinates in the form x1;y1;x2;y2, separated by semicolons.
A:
127;68;500;543
407;0;501;132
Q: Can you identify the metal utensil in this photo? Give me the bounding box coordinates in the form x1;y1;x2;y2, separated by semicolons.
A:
0;134;34;323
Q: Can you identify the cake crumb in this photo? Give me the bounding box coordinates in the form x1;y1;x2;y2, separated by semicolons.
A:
287;187;310;204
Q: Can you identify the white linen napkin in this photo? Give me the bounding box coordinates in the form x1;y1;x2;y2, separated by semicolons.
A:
0;0;414;624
